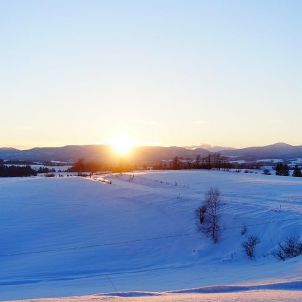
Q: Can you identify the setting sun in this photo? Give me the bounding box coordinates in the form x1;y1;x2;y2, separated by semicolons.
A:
111;136;135;156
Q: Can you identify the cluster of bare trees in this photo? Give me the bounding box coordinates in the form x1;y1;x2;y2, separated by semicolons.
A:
157;154;233;170
195;187;302;262
197;188;261;259
197;188;222;243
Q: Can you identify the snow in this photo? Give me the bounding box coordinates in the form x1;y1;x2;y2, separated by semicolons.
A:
289;159;302;167
229;160;246;164
31;165;72;172
256;159;283;163
1;170;302;301
6;290;302;302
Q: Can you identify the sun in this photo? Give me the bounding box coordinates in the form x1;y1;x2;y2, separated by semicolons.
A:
111;136;135;156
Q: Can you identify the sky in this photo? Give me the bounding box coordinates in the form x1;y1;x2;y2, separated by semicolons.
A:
1;0;302;149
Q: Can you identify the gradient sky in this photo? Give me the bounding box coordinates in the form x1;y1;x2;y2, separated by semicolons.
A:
1;0;302;149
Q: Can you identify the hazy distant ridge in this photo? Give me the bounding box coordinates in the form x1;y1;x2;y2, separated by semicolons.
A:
0;143;302;162
219;143;302;161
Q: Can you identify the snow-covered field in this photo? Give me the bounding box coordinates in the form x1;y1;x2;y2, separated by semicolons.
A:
1;170;302;301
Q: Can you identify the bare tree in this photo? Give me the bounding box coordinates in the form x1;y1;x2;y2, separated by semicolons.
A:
198;188;222;243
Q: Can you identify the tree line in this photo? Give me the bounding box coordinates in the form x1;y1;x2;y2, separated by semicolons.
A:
68;154;261;173
0;160;37;177
275;162;302;177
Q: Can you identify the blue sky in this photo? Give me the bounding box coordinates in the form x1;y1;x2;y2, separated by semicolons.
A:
1;0;302;148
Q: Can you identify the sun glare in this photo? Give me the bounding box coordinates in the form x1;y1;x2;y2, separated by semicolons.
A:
111;137;134;156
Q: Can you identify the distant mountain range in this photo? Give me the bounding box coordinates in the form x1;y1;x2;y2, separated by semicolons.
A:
219;143;302;161
0;145;210;163
0;143;301;163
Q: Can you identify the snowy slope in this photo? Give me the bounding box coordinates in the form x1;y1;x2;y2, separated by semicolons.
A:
0;171;302;300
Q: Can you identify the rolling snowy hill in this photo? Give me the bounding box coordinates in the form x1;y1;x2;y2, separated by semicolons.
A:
1;171;302;301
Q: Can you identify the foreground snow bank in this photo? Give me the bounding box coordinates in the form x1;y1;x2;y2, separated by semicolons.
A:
8;290;302;302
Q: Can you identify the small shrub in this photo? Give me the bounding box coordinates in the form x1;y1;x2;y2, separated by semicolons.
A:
274;237;302;261
242;235;260;258
241;224;248;236
263;169;271;175
198;205;207;224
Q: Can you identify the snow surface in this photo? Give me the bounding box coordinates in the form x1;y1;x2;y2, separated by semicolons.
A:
7;290;302;302
1;171;302;301
256;159;283;163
